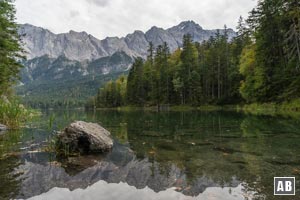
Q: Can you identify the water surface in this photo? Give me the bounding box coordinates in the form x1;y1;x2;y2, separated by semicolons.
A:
1;110;300;200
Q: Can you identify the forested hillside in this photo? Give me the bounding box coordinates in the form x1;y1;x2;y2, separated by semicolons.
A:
94;0;300;108
17;21;234;109
16;52;132;108
17;72;127;108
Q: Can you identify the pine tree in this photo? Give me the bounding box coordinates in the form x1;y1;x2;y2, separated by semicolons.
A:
244;0;300;101
180;34;199;104
284;0;300;69
126;58;145;105
147;42;154;67
0;0;24;95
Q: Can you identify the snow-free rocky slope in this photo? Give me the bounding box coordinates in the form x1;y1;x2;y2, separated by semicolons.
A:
19;20;236;62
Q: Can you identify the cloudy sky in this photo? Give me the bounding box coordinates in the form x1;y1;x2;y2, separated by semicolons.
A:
14;0;257;39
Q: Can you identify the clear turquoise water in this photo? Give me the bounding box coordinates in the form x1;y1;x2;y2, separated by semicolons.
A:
1;110;300;200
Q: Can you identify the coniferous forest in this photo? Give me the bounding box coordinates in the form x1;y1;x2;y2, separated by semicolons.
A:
94;0;300;108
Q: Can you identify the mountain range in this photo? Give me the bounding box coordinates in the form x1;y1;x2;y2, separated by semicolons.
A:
19;20;236;62
17;21;236;107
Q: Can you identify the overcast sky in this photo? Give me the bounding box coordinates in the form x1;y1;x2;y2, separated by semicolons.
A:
14;0;257;39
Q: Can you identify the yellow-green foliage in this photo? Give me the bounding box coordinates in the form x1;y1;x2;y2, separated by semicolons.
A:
238;100;300;118
0;98;38;128
239;103;277;116
280;99;300;112
96;75;127;108
239;44;263;102
239;45;256;75
169;105;195;112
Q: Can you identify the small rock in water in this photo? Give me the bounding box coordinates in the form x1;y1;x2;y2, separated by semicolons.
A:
56;121;113;154
0;124;8;132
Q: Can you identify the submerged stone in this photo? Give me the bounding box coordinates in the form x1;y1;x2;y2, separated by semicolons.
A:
0;123;8;132
56;121;113;154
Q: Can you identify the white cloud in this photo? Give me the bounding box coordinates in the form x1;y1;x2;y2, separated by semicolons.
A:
14;0;257;39
87;0;110;7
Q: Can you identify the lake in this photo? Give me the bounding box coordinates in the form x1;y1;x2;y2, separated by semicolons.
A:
1;110;300;200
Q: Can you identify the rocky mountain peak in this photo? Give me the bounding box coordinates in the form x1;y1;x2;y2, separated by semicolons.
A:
19;21;237;61
177;20;203;30
145;26;179;51
68;30;88;37
131;30;145;36
147;26;163;32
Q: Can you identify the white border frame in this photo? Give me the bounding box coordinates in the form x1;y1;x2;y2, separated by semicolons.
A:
274;177;295;196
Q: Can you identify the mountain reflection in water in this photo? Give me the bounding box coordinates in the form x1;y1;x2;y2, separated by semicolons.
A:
14;142;242;199
1;110;300;200
25;180;253;200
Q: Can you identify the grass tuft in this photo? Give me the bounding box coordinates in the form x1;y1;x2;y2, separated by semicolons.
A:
0;97;39;129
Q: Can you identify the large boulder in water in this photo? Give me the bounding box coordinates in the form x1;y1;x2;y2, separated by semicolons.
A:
56;121;113;154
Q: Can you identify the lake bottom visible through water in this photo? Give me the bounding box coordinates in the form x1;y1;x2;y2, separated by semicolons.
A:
1;110;300;200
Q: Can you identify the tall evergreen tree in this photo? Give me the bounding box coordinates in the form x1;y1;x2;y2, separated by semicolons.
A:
180;34;199;104
126;58;145;105
147;42;154;67
243;0;300;101
0;0;24;95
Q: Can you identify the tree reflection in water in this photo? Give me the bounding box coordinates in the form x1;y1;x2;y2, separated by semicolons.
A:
1;110;300;200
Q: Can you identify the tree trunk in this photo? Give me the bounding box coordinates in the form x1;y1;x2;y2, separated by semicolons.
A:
217;56;221;99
